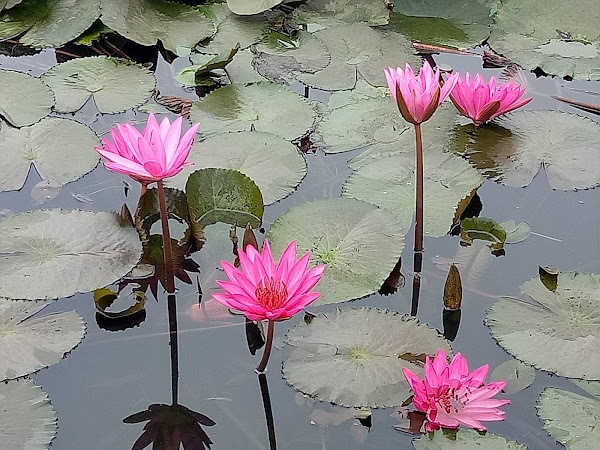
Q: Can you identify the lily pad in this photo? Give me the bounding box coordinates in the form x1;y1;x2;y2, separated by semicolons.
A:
0;209;142;300
501;220;530;244
293;0;391;26
0;117;100;192
413;428;528;449
0;0;23;11
227;0;282;16
459;111;600;190
189;82;317;141
460;217;507;250
185;168;264;228
0;299;85;380
100;0;215;55
488;272;600;380
266;198;405;305
343;150;483;238
0;0;100;48
489;359;536;395
284;307;452;407
297;22;420;91
0;70;54;127
42;56;155;113
537;386;600;450
169;131;306;205
0;378;57;448
224;48;264;84
175;45;239;86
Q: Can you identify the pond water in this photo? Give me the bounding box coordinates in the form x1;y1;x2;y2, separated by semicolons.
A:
1;2;600;450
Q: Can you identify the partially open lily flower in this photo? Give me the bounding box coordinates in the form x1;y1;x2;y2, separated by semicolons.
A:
95;113;200;183
403;349;510;432
449;73;532;127
213;240;325;322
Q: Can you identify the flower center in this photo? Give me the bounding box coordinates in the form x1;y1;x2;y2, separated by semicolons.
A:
255;277;288;311
437;387;463;414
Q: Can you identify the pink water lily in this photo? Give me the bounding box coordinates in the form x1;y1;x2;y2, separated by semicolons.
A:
95;113;200;183
214;240;325;322
450;73;532;127
384;60;459;125
403;349;510;432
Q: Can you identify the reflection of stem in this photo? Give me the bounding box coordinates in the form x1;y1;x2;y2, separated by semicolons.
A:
256;319;275;373
414;123;423;253
410;252;422;317
258;373;277;450
157;180;175;294
167;294;179;406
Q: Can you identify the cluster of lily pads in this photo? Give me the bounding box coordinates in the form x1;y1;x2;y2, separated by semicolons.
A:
1;0;600;449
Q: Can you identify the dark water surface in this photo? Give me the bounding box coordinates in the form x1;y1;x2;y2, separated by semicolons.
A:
2;44;600;450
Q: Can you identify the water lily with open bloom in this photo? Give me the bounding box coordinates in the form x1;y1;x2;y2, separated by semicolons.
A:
384;60;459;125
214;240;325;322
95;113;200;183
450;73;532;127
403;349;510;432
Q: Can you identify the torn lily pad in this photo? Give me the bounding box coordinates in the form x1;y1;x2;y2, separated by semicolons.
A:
0;69;54;127
266;198;405;305
0;209;142;300
42;56;155;113
0;299;85;380
284;307;451;407
169;131;306;205
413;428;528;449
0;117;99;192
459;111;600;190
0;378;57;449
343;149;483;238
488;272;600;380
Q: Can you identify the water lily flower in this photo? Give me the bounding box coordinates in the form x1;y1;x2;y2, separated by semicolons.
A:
403;349;510;432
95;113;200;183
450;73;532;127
384;60;459;125
214;240;325;322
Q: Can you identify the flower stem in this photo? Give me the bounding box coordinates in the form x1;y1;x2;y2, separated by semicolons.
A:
414;123;424;253
157;179;175;294
256;319;275;374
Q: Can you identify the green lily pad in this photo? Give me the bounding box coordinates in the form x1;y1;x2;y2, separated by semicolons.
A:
489;358;536;395
169;131;306;205
0;70;54;127
0;299;85;380
0;0;100;48
297;22;420;91
394;0;494;26
42;56;155;113
185;168;264;229
266;198;405;305
501;220;530;244
0;378;56;448
0;209;142;300
75;19;114;45
459;111;600;190
0;117;100;192
293;0;392;27
224;48;264;84
100;0;215;55
573;379;600;399
460;217;507;250
284;307;451;407
413;428;528;449
227;0;282;16
537;386;600;450
0;0;23;11
189;82;317;141
488;272;600;380
176;45;239;86
343;150;483;238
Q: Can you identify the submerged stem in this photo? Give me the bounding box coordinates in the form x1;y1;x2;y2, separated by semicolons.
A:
414;123;424;253
256;319;275;374
157;179;175;294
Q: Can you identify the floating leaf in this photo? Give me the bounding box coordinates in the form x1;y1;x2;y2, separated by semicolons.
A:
0;0;100;48
42;56;155;113
489;359;536;395
225;48;264;84
459;111;600;190
0;117;99;192
283;307;452;407
0;0;23;11
443;264;462;309
537;386;600;450
266;198;405;305
488;272;600;380
189;82;317;141
100;0;215;55
0;299;85;380
176;44;240;86
343;150;483;238
0;209;142;300
93;287;145;319
169;131;306;205
294;0;392;26
0;378;56;448
501;220;530;244
186;168;264;229
539;265;559;292
413;428;528;449
0;69;54;127
227;0;282;16
460;217;507;250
